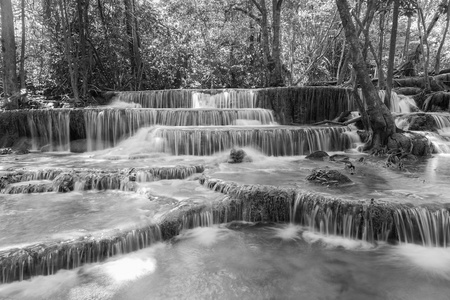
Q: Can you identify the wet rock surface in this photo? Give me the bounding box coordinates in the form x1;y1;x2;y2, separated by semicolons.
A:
305;150;329;160
228;148;252;163
306;167;352;186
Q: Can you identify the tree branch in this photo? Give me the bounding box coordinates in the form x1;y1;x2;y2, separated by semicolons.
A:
231;5;261;23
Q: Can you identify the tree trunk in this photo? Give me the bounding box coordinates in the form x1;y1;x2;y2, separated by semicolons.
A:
377;10;386;89
418;9;430;91
386;0;400;110
270;0;284;86
58;0;80;100
124;0;142;90
426;0;449;36
434;3;450;74
336;0;395;150
19;0;26;90
336;38;346;82
257;0;270;86
1;0;19;104
403;14;412;62
77;0;90;98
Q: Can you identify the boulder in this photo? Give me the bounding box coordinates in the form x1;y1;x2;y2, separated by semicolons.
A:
305;150;329;160
70;139;88;153
228;148;251;163
407;114;438;132
0;148;13;155
387;133;412;151
306;168;352;185
410;135;432;157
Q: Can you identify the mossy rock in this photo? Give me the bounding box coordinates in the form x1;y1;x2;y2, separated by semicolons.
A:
305;150;329;160
387;133;412;151
228;148;252;163
70;139;88;153
407;114;438;132
306;168;352;185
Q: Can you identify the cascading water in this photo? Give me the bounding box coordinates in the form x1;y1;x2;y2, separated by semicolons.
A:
5;87;450;298
27;109;71;151
149;126;351;156
192;90;256;108
378;90;418;113
84;108;276;151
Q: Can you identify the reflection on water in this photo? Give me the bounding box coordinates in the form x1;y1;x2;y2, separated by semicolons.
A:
0;191;155;249
2;224;450;300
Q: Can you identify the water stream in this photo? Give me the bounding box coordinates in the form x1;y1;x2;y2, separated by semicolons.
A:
2;89;450;298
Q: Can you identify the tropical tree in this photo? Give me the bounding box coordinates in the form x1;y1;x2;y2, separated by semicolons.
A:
1;0;19;106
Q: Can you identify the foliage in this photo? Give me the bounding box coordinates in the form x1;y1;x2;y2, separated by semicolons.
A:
1;0;450;98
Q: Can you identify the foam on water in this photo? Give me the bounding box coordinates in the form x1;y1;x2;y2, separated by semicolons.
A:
302;231;375;250
176;226;230;247
390;244;450;280
271;224;303;240
107;99;142;108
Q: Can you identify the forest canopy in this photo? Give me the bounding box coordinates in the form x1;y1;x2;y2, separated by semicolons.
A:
0;0;449;101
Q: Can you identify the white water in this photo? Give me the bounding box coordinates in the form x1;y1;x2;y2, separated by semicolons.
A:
3;225;450;300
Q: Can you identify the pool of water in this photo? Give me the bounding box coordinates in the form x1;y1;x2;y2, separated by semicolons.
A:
0;180;228;252
0;191;157;250
2;223;450;300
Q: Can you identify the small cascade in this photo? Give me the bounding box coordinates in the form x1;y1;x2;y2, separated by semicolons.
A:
27;109;71;151
431;114;450;137
0;225;162;283
291;193;392;243
182;209;215;229
84;108;276;151
1;166;205;194
421;132;450;153
393;207;450;247
199;177;394;243
192;90;256;108
114;90;193;108
150;126;351;156
342;130;363;150
378;90;417;113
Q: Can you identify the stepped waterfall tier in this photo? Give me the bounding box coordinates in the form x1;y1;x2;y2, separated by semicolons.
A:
2;87;450;299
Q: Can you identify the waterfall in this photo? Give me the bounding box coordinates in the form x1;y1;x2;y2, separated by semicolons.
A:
394;207;450;247
0;225;162;283
0;166;205;194
192;90;256;108
27;109;71;151
114;90;193;108
84;108;276;151
150;126;351;156
198;177;394;243
200;176;450;247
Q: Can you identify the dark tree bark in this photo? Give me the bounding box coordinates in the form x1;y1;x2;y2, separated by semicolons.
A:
1;0;19;103
377;9;386;89
386;0;400;109
20;0;26;90
435;3;450;74
403;14;412;62
270;0;284;86
124;0;142;90
236;0;284;87
58;0;80;100
426;0;449;36
336;0;396;150
77;0;90;98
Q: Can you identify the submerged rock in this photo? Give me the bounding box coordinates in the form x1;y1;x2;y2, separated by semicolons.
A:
0;148;13;155
70;139;88;153
305;150;329;160
407;114;439;132
387;133;412;151
228;148;252;163
306;168;352;185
